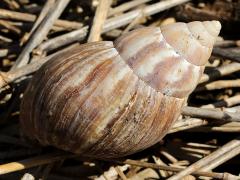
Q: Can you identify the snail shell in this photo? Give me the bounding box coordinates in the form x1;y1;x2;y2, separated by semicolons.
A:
20;21;221;158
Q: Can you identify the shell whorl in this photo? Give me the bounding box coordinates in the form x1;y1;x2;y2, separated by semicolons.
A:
20;21;221;159
21;41;184;158
114;21;221;98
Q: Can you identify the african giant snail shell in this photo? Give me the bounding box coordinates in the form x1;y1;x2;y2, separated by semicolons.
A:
20;21;221;158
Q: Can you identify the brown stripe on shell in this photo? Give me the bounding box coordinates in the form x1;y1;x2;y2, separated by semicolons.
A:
34;49;114;145
114;27;161;53
113;83;162;155
47;58;115;148
78;81;184;158
114;27;162;64
20;42;114;142
45;50;118;148
124;41;165;70
114;26;204;98
137;93;183;148
81;80;142;156
21;46;116;147
143;55;201;98
70;56;138;153
85;80;153;157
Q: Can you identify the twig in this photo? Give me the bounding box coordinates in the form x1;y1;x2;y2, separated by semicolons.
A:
170;118;208;133
113;159;237;179
196;79;240;91
214;40;240;48
0;19;21;34
187;125;240;133
0;150;236;179
88;0;112;42
21;173;34;180
115;166;128;180
95;164;130;180
213;47;240;63
176;4;224;21
200;62;240;83
201;94;240;108
0;152;75;175
0;44;20;57
0;8;83;30
103;0;191;32
153;155;171;177
167;137;240;180
108;0;152;16
172;118;240;133
186;142;217;149
121;7;146;34
34;26;88;55
21;0;56;45
0;43;80;89
2;0;19;10
200;145;240;172
0;49;8;57
0;35;12;43
182;106;240;122
11;0;71;69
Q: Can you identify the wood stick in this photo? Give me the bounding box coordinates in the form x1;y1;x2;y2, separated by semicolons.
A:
213;47;240;63
170;118;208;133
153;155;171;177
201;94;240;108
200;62;240;83
108;0;152;16
196;79;240;91
167;138;240;180
176;4;221;21
182;106;240;122
0;43;79;89
114;159;236;179
186;142;217;149
121;8;146;34
200;144;240;171
88;0;112;42
214;40;240;48
11;0;71;69
0;152;75;175
0;19;21;34
188;126;240;133
21;0;56;45
0;35;12;43
0;49;8;57
0;152;235;179
2;0;20;10
172;118;240;133
0;8;83;30
115;166;128;180
103;0;190;32
35;26;88;54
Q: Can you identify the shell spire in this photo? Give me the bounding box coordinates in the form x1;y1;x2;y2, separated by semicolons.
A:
161;21;221;66
114;21;221;98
